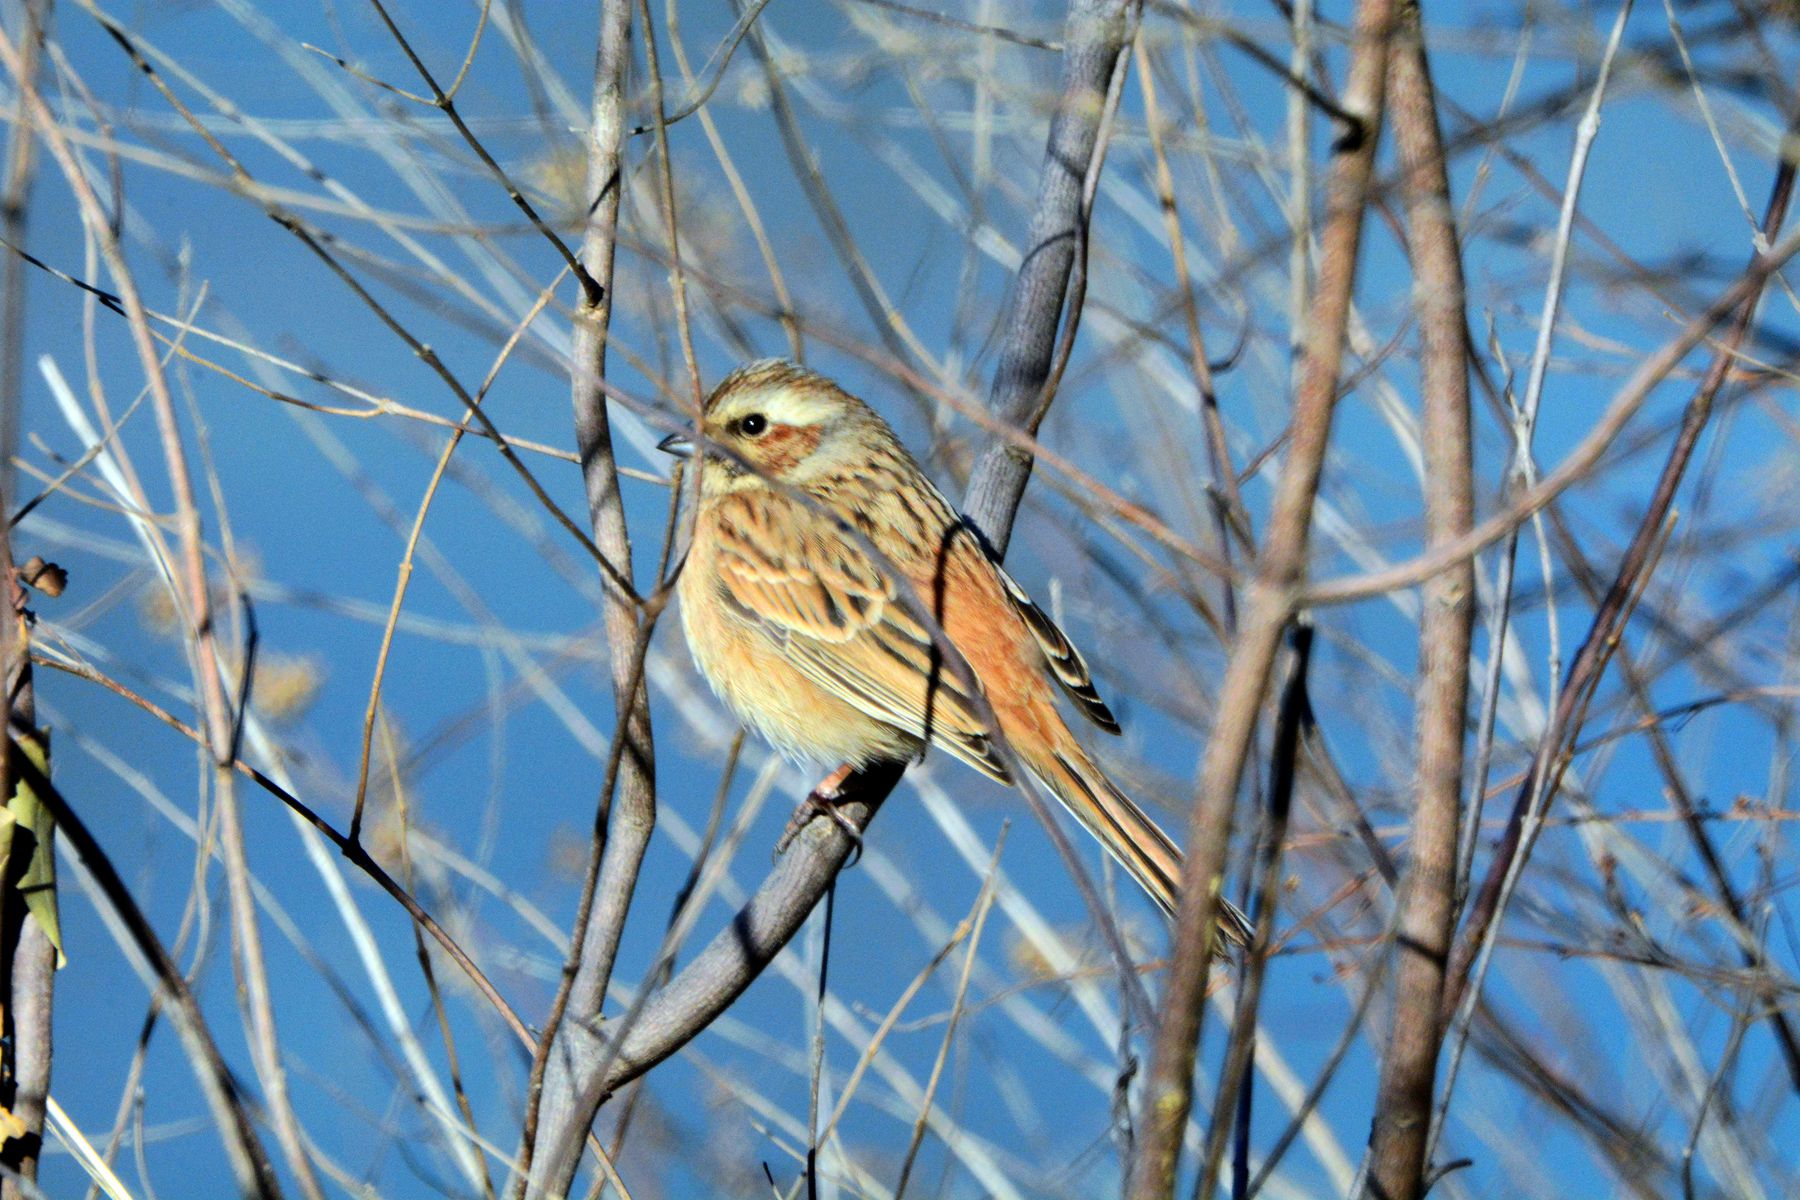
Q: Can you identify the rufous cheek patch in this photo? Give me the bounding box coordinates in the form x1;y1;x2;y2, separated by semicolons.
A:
757;424;823;475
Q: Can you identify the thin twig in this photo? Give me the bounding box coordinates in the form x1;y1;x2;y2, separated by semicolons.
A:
800;884;835;1200
384;714;496;1200
1457;0;1634;910
215;765;329;1200
892;830;1007;1200
349;271;565;843
1197;624;1313;1200
630;0;777;135
359;0;601;302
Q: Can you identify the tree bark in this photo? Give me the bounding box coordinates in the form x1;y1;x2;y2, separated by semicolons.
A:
1361;8;1475;1197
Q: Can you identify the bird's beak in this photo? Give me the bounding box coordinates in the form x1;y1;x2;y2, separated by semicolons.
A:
657;432;694;459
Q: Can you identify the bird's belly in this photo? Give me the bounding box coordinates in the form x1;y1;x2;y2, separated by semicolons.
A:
681;594;919;767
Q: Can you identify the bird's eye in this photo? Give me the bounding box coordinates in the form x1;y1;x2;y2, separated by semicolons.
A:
739;413;768;437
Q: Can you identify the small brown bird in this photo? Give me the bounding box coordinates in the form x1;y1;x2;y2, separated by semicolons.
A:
663;360;1246;942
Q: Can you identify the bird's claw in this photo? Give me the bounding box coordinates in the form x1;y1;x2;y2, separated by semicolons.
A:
774;766;864;865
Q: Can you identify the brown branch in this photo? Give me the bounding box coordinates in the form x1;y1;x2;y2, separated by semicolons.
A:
1568;544;1800;1090
1360;9;1476;1198
1133;33;1247;631
349;270;563;848
213;766;328;1200
0;20;235;765
1128;0;1399;1194
1199;624;1313;1199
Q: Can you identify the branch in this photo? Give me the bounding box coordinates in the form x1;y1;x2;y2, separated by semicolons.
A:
1129;0;1399;1195
0;2;52;1191
960;0;1135;558
1198;624;1313;1199
595;761;903;1096
1359;9;1476;1198
517;0;658;1192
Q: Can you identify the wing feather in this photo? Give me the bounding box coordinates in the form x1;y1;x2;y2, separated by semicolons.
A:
994;565;1120;734
711;508;1011;782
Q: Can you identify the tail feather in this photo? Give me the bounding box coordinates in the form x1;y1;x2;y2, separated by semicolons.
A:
1038;746;1252;955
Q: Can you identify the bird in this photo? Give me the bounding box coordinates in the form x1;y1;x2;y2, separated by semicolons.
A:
660;359;1249;948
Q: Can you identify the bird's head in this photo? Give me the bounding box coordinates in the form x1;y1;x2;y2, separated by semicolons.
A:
658;359;895;496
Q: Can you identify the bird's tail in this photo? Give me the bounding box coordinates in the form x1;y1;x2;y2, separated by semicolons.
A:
1030;741;1253;953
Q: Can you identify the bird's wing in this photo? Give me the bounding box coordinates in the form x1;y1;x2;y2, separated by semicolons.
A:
991;564;1120;734
710;503;1012;782
902;474;1120;734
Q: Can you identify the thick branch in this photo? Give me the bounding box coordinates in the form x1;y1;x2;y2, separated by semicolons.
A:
521;0;657;1194
596;762;902;1094
1129;1;1398;1195
960;0;1133;557
1361;10;1475;1199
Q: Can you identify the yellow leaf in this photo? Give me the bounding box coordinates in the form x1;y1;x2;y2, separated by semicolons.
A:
0;1103;27;1145
9;730;64;969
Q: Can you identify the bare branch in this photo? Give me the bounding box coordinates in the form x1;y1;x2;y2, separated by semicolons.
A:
515;0;654;1191
961;0;1134;558
1439;80;1800;1050
1359;8;1477;1197
1200;624;1314;1199
0;2;53;1189
1130;1;1399;1194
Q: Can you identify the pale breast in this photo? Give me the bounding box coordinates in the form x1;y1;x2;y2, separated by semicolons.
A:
679;504;922;767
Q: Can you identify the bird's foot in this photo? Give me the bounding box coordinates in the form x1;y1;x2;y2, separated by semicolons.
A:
774;765;863;865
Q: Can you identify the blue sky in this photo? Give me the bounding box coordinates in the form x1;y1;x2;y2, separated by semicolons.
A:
10;1;1799;1197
